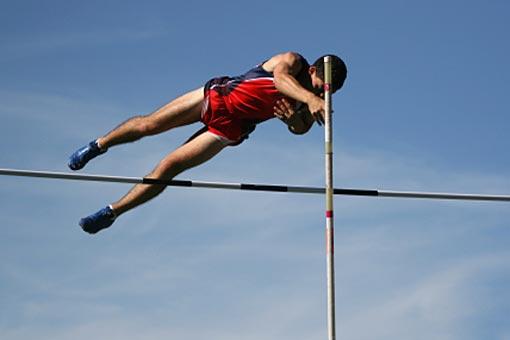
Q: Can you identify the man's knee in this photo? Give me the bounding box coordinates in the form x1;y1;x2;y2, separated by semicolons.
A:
153;156;186;178
138;115;161;136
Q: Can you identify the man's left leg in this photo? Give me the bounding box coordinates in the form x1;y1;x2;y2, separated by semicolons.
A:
79;131;227;234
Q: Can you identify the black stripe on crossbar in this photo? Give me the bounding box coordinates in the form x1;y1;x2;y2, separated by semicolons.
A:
240;184;289;192
334;189;379;196
142;178;192;186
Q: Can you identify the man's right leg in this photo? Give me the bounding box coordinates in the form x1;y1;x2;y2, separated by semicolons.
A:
68;87;204;170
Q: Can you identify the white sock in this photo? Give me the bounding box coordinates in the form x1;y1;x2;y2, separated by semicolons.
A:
95;139;104;151
108;205;117;219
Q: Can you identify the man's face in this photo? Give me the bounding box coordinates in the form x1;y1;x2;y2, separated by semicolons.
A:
309;66;325;97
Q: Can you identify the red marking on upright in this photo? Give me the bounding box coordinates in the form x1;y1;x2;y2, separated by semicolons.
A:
324;83;331;91
326;210;333;218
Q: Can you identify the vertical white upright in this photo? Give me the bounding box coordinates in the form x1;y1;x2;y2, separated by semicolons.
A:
324;56;336;340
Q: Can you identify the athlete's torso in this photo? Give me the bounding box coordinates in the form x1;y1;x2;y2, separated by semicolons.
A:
208;55;310;122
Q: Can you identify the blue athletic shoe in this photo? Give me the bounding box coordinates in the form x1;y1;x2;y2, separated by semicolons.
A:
79;206;116;234
68;140;106;170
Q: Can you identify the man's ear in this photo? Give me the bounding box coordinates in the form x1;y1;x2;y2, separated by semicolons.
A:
308;65;317;75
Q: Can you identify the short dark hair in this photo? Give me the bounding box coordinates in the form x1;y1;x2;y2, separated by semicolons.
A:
313;55;347;92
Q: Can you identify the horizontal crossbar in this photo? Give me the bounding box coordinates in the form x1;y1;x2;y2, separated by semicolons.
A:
1;168;510;202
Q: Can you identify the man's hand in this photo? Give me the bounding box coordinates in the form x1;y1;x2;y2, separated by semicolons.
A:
274;98;315;134
306;95;325;125
274;98;295;122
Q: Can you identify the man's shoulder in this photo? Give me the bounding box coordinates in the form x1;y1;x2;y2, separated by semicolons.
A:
271;51;307;63
262;52;308;74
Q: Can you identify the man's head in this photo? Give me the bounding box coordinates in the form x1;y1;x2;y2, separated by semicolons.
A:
308;55;347;94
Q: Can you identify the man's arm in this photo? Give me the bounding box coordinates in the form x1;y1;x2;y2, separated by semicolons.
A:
264;52;325;123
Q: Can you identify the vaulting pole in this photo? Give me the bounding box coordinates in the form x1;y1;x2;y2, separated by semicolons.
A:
324;56;336;340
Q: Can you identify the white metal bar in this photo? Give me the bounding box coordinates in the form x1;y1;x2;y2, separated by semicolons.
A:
378;190;510;202
0;168;142;184
1;168;510;202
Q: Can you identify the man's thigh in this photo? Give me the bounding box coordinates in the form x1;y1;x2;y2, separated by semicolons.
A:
154;131;226;178
148;87;204;132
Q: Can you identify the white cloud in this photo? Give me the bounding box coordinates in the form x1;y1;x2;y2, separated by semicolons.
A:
338;252;510;340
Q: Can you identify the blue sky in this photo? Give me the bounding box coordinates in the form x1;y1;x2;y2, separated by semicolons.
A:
1;0;510;339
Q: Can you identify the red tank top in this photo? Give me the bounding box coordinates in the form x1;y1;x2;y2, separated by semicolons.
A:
206;55;310;123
